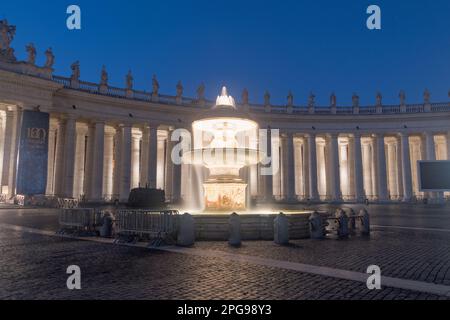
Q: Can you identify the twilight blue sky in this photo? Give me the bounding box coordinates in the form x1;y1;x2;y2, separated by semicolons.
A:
1;0;449;105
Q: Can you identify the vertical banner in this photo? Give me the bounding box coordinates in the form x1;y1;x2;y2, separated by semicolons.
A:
16;110;49;195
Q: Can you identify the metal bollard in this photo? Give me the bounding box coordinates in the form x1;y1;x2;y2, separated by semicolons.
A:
309;211;324;239
348;208;356;235
99;211;113;237
228;212;241;247
177;213;195;246
336;209;349;238
274;212;289;245
358;208;370;235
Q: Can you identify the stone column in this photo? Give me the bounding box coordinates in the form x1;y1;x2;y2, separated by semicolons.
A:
328;133;341;201
347;137;355;199
140;126;150;187
353;133;365;202
119;125;132;202
387;140;399;199
284;132;296;201
156;131;166;190
446;131;450;161
396;136;404;199
171;129;183;203
424;132;442;201
83;124;95;199
400;133;413;201
103;129;115;199
264;127;273;201
375;134;388;201
53;118;66;196
1;109;14;195
112;126;122;199
307;133;319;200
131;133;140;188
63;116;77;197
8;108;21;198
147;126;158;188
91;121;105;201
165;129;175;201
45;123;57;195
73;126;86;199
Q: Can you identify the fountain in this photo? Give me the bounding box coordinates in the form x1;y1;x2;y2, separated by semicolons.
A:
183;87;263;211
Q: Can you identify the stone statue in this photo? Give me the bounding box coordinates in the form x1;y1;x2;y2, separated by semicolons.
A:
100;65;108;86
287;91;293;106
176;81;183;97
26;43;36;65
352;93;359;107
264;90;270;105
44;47;54;68
330;92;336;107
242;88;249;105
197;82;205;100
376;92;382;106
126;70;133;90
152;74;159;95
70;61;80;80
308;92;315;107
399;90;406;105
0;19;15;50
424;89;430;103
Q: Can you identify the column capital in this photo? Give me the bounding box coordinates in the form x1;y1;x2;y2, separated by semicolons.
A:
327;132;339;139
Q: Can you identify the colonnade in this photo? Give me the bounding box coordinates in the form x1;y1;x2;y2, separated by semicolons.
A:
1;107;450;203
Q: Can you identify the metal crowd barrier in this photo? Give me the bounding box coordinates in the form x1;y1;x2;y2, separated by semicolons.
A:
57;198;79;209
115;209;179;245
58;208;97;235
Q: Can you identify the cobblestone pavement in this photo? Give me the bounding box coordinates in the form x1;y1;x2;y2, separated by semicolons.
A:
0;204;450;299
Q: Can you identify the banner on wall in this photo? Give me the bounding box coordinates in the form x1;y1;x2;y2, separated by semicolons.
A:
16;110;49;195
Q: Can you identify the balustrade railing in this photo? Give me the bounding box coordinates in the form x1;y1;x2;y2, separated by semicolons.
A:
44;73;450;115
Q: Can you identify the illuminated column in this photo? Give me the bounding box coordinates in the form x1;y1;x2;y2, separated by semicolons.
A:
328;133;341;201
119;125;132;202
338;140;349;198
347;137;355;199
156;130;166;189
45;122;57;195
307;133;319;200
73;125;86;199
447;131;450;161
53;118;66;196
400;132;413;201
91;121;105;201
83;124;95;199
131;131;140;188
140;126;149;187
1;109;14;195
386;139;399;199
165;129;174;201
112;126;122;199
294;138;304;199
362;141;371;198
396;136;404;199
352;133;365;202
375;134;388;201
424;132;442;201
283;132;296;201
7;107;21;197
264;127;273;201
103;128;115;199
63;116;77;197
147;126;158;188
169;128;183;203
